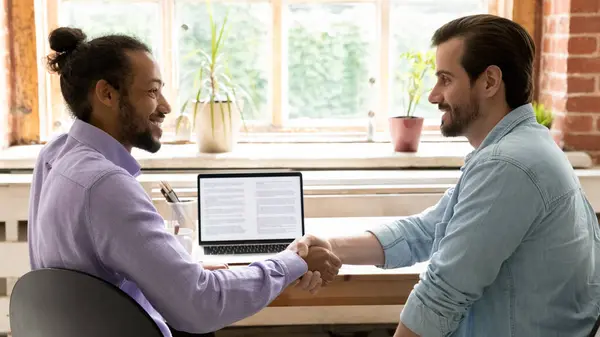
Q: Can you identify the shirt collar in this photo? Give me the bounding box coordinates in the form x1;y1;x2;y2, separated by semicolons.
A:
68;119;141;177
463;103;536;165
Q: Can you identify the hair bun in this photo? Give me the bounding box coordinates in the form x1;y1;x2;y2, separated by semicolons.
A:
48;27;86;54
46;27;87;75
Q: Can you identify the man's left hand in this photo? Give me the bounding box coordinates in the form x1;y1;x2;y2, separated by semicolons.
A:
293;270;323;294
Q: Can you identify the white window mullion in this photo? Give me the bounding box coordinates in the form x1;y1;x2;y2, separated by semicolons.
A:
161;0;176;110
376;0;390;132
271;0;284;127
40;0;61;140
34;0;54;141
492;0;514;19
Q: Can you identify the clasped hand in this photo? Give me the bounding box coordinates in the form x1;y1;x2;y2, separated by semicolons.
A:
287;234;342;294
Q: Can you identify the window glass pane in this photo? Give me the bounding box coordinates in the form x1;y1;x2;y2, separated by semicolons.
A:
287;3;376;121
57;1;162;130
389;0;488;119
59;1;161;59
175;0;271;123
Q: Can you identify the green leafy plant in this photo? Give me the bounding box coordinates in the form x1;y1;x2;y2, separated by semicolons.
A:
533;101;553;128
396;50;436;118
178;2;253;138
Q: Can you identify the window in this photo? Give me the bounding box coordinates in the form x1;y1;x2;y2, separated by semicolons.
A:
37;0;489;141
286;3;376;123
176;0;272;124
389;0;488;119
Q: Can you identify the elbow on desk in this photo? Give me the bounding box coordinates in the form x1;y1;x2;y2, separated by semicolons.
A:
165;272;273;334
165;296;229;334
168;314;226;335
165;289;230;333
167;298;267;334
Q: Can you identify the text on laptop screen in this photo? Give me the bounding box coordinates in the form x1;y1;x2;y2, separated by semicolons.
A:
199;175;303;242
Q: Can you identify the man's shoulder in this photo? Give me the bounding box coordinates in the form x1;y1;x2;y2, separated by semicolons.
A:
467;126;579;203
49;141;133;191
472;124;569;173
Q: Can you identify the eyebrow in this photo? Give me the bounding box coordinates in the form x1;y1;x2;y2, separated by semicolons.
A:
435;70;454;78
149;78;165;87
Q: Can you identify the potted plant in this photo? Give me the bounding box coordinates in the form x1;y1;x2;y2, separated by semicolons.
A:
389;49;435;152
533;101;562;148
533;101;553;129
179;4;252;153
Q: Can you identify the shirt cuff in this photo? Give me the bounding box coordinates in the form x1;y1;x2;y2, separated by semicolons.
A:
400;289;451;337
367;223;412;269
269;250;308;283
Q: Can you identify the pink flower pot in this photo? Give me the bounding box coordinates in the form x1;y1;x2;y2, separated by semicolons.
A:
389;116;424;152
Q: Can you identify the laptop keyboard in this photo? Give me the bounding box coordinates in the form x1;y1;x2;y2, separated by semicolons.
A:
204;244;288;255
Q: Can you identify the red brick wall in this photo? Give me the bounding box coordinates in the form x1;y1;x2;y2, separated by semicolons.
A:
0;0;8;149
540;0;600;164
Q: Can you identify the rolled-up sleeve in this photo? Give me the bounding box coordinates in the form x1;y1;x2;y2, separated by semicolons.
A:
400;158;545;337
368;188;453;269
86;171;308;333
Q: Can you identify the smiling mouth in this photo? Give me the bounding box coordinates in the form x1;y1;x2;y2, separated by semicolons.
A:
149;114;165;128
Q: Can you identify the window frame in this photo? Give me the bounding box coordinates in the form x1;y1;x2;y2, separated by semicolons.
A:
32;0;519;143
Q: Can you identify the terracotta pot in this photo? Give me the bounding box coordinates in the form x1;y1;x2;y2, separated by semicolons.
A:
389;116;424;152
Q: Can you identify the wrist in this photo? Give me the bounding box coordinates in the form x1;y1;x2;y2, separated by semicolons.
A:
328;237;345;263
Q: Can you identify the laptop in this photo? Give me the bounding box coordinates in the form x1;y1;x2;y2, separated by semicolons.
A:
196;171;305;265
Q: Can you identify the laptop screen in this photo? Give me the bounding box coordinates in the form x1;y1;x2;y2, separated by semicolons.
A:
198;173;304;244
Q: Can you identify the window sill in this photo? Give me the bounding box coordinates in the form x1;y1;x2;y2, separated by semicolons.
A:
0;141;594;171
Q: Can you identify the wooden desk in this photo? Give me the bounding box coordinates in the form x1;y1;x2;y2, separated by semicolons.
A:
225;217;425;326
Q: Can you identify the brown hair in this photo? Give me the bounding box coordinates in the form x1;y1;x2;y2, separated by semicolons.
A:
431;14;535;110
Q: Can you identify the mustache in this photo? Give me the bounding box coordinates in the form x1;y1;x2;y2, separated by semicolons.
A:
438;104;451;111
151;112;166;118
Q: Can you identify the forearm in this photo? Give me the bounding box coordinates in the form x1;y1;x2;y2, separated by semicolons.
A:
184;251;304;331
329;232;385;265
93;173;309;333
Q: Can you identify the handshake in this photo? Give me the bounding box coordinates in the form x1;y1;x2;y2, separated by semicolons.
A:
286;234;342;294
201;234;343;294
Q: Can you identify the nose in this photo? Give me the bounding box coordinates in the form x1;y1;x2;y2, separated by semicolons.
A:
429;85;442;105
158;93;172;115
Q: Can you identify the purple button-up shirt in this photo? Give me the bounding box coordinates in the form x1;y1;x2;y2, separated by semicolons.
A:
28;119;308;336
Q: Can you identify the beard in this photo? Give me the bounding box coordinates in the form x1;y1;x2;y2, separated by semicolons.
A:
439;95;481;137
118;95;162;153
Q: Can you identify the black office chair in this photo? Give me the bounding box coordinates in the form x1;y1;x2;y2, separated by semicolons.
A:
9;268;163;337
590;313;600;337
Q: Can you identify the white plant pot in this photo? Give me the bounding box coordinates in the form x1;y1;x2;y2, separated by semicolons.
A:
174;114;192;143
193;101;242;153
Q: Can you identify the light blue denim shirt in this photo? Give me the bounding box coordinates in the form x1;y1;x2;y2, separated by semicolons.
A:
370;103;600;337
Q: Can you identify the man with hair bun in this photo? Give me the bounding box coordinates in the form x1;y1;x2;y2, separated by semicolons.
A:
27;27;342;337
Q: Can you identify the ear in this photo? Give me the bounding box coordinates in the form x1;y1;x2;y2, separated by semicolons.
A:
481;65;503;98
94;79;120;109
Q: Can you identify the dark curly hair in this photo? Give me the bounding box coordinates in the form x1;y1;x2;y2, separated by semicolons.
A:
46;27;151;122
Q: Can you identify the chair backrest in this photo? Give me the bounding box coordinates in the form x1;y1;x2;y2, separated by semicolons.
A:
9;268;163;337
591;313;600;337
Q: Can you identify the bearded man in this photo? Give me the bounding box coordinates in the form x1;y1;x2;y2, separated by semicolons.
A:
298;14;600;337
28;27;340;337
